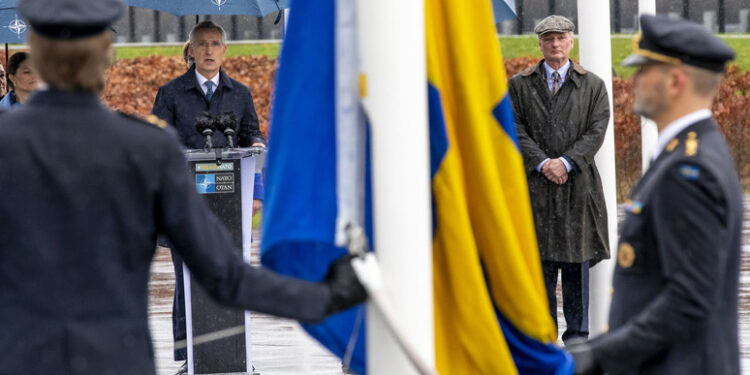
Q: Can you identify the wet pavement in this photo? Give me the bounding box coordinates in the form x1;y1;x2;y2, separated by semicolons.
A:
147;235;346;375
739;196;750;373
149;197;750;374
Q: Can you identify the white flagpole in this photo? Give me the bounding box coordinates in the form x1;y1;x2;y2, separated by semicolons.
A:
356;0;434;374
638;0;659;171
577;0;618;337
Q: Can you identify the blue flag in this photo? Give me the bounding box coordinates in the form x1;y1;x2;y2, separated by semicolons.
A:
261;0;368;373
0;1;29;44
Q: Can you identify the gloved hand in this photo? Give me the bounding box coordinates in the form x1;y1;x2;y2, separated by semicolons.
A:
567;340;603;375
324;254;368;315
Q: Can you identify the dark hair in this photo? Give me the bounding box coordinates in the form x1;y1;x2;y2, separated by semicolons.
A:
189;21;226;46
7;52;29;90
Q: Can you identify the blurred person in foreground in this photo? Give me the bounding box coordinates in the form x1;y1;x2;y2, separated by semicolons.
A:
508;15;610;345
0;1;367;374
0;51;40;110
568;14;742;375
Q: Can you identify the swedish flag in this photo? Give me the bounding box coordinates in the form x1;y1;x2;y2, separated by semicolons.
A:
426;0;574;373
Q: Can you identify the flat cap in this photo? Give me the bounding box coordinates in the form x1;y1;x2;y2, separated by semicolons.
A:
623;14;735;72
534;15;575;36
18;0;124;40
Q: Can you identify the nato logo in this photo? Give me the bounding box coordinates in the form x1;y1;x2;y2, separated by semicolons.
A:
196;174;215;194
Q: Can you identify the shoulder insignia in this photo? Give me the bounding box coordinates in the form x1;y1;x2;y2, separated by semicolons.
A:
685;131;698;156
665;138;679;152
623;199;643;214
146;114;168;129
678;164;700;180
617;242;635;268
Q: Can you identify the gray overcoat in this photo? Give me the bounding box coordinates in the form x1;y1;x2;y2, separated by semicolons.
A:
508;60;610;264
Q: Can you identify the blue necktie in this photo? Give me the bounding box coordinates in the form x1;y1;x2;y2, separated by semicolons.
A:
205;81;214;101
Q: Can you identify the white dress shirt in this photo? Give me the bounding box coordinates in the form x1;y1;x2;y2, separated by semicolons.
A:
195;70;220;96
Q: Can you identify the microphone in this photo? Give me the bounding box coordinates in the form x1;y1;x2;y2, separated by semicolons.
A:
215;112;238;149
194;112;216;150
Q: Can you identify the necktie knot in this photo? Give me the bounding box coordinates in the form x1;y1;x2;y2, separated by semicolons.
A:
551;71;561;95
204;81;214;100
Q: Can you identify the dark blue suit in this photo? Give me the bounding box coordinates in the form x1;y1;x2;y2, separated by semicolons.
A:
0;90;330;375
592;118;743;375
152;65;265;149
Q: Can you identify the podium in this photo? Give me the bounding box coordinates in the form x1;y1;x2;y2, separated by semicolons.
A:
182;147;264;375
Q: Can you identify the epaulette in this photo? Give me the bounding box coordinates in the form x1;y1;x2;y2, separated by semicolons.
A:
117;111;168;129
684;131;698;156
663;131;699;157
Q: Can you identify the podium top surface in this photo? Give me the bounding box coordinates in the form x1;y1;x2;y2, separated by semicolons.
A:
185;147;265;162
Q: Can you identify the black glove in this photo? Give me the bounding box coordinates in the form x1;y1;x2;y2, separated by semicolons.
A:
324;254;368;315
567;340;603;375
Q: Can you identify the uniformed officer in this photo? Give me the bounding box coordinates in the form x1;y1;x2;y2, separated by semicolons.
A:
0;0;367;374
568;14;742;375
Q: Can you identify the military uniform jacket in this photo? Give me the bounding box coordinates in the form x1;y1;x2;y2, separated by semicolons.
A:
152;65;265;149
508;60;610;264
592;118;743;375
0;91;330;375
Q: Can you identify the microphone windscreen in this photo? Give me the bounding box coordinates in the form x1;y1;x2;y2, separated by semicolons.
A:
195;112;215;134
217;112;238;133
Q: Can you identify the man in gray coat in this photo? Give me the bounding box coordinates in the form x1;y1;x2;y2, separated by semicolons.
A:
508;15;610;344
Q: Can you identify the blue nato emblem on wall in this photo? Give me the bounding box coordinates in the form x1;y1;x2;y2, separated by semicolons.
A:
196;174;216;194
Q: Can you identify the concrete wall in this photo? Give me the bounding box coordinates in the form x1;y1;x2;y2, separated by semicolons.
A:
112;7;284;43
506;0;747;34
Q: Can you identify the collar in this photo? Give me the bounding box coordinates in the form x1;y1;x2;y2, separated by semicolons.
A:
182;66;233;93
26;89;103;108
521;59;586;88
195;69;220;92
651;109;712;160
7;90;18;106
543;60;571;81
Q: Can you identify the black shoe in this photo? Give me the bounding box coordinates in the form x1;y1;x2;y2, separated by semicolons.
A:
175;361;187;375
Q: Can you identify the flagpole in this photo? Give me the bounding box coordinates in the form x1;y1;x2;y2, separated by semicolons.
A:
577;0;618;337
356;0;434;373
638;0;658;172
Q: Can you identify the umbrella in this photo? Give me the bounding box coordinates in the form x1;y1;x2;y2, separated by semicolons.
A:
492;0;517;23
126;0;289;17
0;1;27;67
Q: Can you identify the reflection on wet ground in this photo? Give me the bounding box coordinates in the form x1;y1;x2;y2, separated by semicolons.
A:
739;196;750;373
147;233;345;375
149;197;750;374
